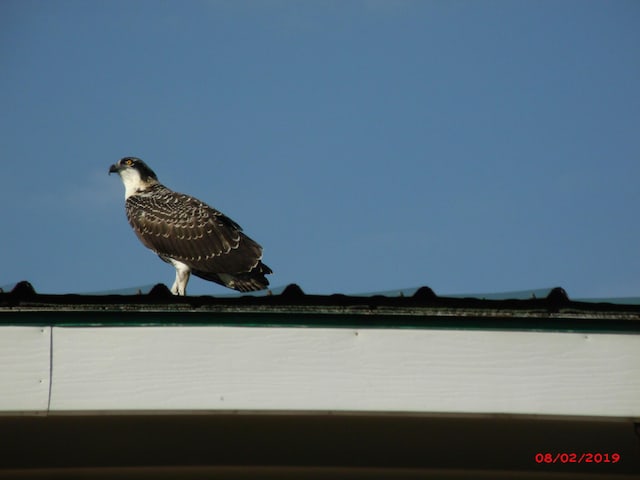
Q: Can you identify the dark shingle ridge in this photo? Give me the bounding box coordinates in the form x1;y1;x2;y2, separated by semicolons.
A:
1;280;638;312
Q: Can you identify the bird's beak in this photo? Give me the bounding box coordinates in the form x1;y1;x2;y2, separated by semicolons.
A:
108;163;120;175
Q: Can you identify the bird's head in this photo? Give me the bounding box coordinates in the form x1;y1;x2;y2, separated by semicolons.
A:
109;157;159;198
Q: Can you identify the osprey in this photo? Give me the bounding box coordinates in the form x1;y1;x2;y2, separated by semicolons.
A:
109;157;272;295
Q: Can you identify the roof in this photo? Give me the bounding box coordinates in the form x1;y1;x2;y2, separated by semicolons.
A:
3;282;640;478
2;281;640;333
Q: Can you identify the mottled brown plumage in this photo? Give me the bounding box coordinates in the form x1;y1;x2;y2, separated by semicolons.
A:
110;157;271;294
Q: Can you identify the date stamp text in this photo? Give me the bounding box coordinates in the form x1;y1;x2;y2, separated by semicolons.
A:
534;452;621;464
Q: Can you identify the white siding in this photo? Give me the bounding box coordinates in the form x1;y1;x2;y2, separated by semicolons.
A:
0;326;51;412
42;326;640;417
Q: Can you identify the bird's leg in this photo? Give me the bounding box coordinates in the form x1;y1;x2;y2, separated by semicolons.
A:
170;260;191;295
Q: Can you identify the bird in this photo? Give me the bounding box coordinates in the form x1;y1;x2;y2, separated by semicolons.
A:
109;157;272;295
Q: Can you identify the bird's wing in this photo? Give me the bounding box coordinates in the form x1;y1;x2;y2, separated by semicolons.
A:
125;185;264;274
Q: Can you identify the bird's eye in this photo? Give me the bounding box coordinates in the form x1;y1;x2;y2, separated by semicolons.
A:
124;159;134;166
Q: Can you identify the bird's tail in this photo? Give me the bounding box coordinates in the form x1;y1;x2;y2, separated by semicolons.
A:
193;262;272;292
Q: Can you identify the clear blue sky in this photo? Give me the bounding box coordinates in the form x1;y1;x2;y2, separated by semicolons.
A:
2;0;639;298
